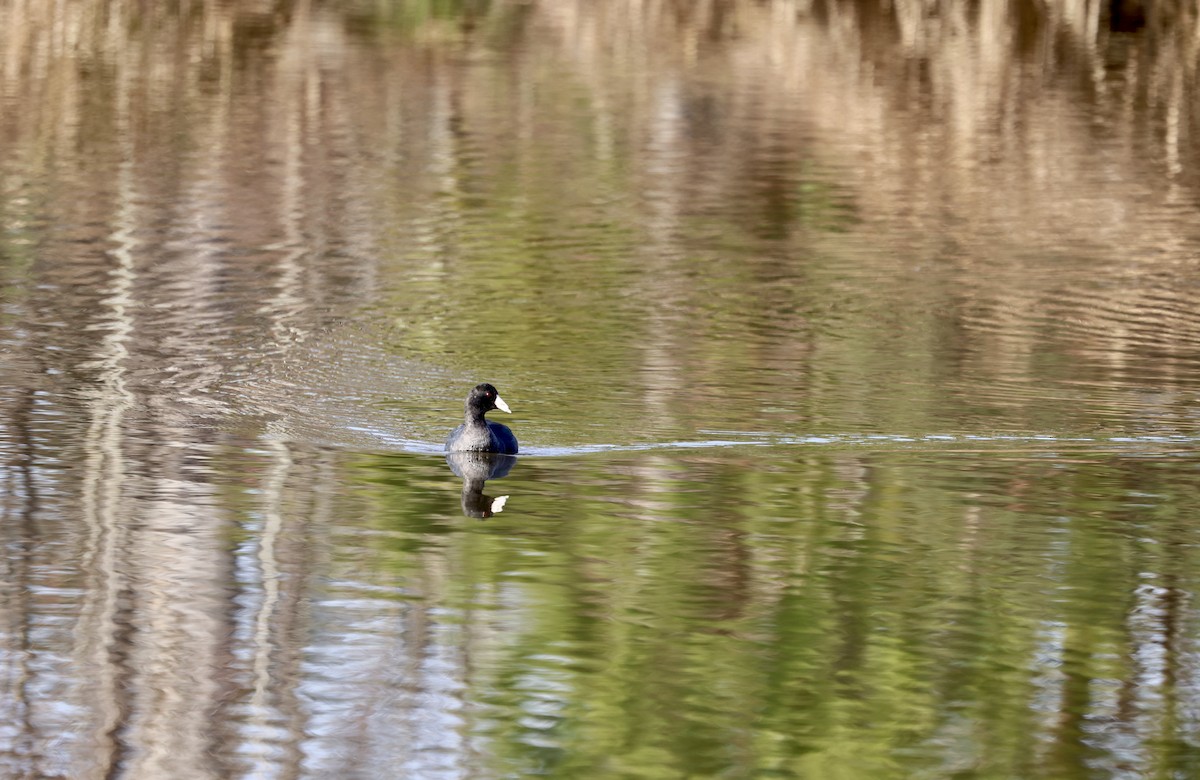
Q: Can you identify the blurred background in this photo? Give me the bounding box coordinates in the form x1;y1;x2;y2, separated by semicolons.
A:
2;1;1200;778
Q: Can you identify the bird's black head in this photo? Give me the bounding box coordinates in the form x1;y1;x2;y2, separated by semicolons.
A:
466;383;511;415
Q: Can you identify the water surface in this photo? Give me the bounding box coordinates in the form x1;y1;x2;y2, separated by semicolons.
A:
2;2;1200;778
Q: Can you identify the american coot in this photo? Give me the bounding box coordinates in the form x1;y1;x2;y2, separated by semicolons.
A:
444;383;519;454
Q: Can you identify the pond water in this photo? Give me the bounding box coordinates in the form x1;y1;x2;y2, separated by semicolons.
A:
2;1;1200;778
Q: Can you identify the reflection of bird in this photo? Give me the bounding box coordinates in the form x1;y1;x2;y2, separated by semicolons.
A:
444;383;519;454
446;451;516;518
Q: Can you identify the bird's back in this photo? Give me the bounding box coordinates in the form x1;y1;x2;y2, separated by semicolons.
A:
487;421;519;455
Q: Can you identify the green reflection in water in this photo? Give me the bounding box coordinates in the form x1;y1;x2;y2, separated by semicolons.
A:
335;447;1200;779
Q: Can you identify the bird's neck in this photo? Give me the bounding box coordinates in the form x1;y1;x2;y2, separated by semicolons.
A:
465;407;487;425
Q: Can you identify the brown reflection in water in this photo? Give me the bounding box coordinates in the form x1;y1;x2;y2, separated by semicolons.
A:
69;128;233;778
1;2;1199;407
545;0;1200;421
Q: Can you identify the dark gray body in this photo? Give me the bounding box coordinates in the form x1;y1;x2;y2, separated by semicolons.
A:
444;419;518;454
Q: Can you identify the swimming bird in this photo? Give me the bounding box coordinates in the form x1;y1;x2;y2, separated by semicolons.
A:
444;383;518;454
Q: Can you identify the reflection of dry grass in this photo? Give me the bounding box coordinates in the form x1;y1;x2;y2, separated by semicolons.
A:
537;0;1200;224
2;0;1196;249
2;0;1200;392
534;0;1200;400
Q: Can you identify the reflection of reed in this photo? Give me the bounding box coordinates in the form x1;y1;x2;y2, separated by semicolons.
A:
4;0;1200;406
68;68;230;779
534;0;1200;421
249;441;288;748
76;84;138;775
0;6;345;775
